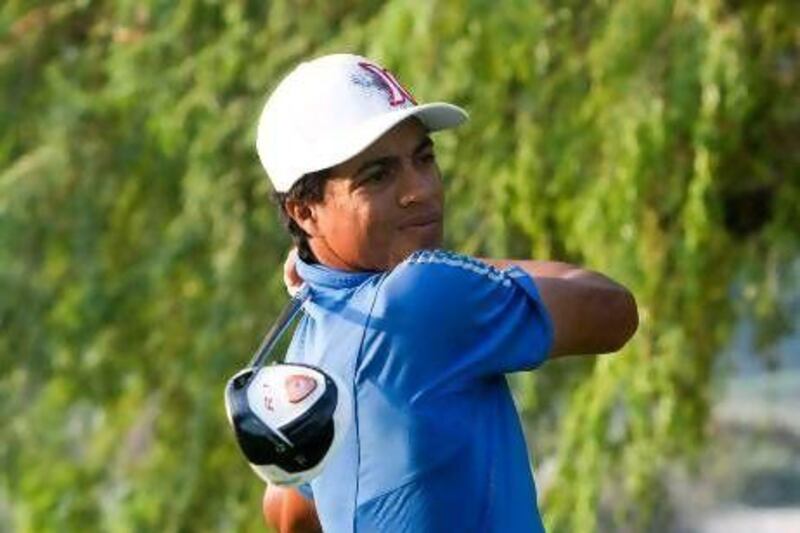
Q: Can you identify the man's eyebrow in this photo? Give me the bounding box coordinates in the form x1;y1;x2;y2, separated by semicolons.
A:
355;136;435;175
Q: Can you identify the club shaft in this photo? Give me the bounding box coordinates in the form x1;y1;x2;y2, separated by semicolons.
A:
248;293;308;369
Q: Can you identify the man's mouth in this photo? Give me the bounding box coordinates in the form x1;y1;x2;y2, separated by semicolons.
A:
399;213;442;229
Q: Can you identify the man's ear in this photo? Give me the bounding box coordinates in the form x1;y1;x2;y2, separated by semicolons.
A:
285;198;321;237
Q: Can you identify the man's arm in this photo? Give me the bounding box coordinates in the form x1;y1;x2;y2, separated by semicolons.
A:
263;485;322;533
482;259;639;358
281;248;637;358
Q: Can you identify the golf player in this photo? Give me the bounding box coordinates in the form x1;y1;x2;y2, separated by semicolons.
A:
255;54;638;532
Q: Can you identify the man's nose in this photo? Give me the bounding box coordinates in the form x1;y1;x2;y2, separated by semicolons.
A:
397;162;439;207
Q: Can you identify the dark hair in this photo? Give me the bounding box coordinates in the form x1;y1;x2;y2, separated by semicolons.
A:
271;170;331;264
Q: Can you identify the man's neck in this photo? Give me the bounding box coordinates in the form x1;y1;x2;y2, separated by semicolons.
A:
308;239;361;272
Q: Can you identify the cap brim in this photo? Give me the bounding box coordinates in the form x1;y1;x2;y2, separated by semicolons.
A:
412;102;470;132
309;103;468;177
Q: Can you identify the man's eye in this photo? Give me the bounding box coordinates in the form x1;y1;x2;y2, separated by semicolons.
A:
360;169;387;185
419;152;436;164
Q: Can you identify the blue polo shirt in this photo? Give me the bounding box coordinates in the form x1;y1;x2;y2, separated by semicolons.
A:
286;249;553;532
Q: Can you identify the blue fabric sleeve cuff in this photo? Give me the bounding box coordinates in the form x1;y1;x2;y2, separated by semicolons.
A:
504;266;554;365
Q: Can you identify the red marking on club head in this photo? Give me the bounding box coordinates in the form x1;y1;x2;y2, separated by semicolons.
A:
285;374;317;403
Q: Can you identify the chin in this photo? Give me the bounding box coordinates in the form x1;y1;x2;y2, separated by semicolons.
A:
390;240;442;268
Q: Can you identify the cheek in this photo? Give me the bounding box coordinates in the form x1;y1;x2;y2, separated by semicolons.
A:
350;197;400;264
323;200;382;255
317;186;407;269
353;203;390;248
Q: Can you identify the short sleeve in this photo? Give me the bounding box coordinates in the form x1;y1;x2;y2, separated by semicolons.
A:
369;250;553;387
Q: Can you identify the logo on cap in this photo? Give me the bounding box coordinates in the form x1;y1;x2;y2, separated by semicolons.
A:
357;61;417;107
285;374;318;403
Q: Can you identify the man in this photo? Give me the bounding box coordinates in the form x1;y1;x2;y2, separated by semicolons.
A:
255;54;638;532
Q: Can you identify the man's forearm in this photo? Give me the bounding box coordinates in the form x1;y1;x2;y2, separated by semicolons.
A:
483;259;626;290
263;485;322;533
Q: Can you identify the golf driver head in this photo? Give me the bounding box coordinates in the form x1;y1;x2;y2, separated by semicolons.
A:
225;363;351;486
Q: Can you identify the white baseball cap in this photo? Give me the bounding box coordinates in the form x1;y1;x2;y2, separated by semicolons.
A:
256;53;468;192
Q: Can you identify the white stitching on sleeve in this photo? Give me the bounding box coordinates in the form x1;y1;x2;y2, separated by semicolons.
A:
406;250;512;287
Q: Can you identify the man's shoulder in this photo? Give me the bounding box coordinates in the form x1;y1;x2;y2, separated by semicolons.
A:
387;249;512;286
375;249;514;313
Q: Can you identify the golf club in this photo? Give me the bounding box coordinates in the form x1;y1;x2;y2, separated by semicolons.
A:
224;288;351;486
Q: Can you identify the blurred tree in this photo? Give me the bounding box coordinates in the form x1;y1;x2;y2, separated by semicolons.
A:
0;0;797;531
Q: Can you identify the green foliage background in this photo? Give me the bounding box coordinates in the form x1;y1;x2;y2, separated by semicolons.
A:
1;0;797;531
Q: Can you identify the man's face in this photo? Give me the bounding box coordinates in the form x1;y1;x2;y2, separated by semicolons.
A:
292;118;444;271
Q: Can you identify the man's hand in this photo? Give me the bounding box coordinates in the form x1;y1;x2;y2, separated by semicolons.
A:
283;248;304;296
263;485;321;533
483;259;639;358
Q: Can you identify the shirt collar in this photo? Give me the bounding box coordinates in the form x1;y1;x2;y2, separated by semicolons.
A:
296;257;379;290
